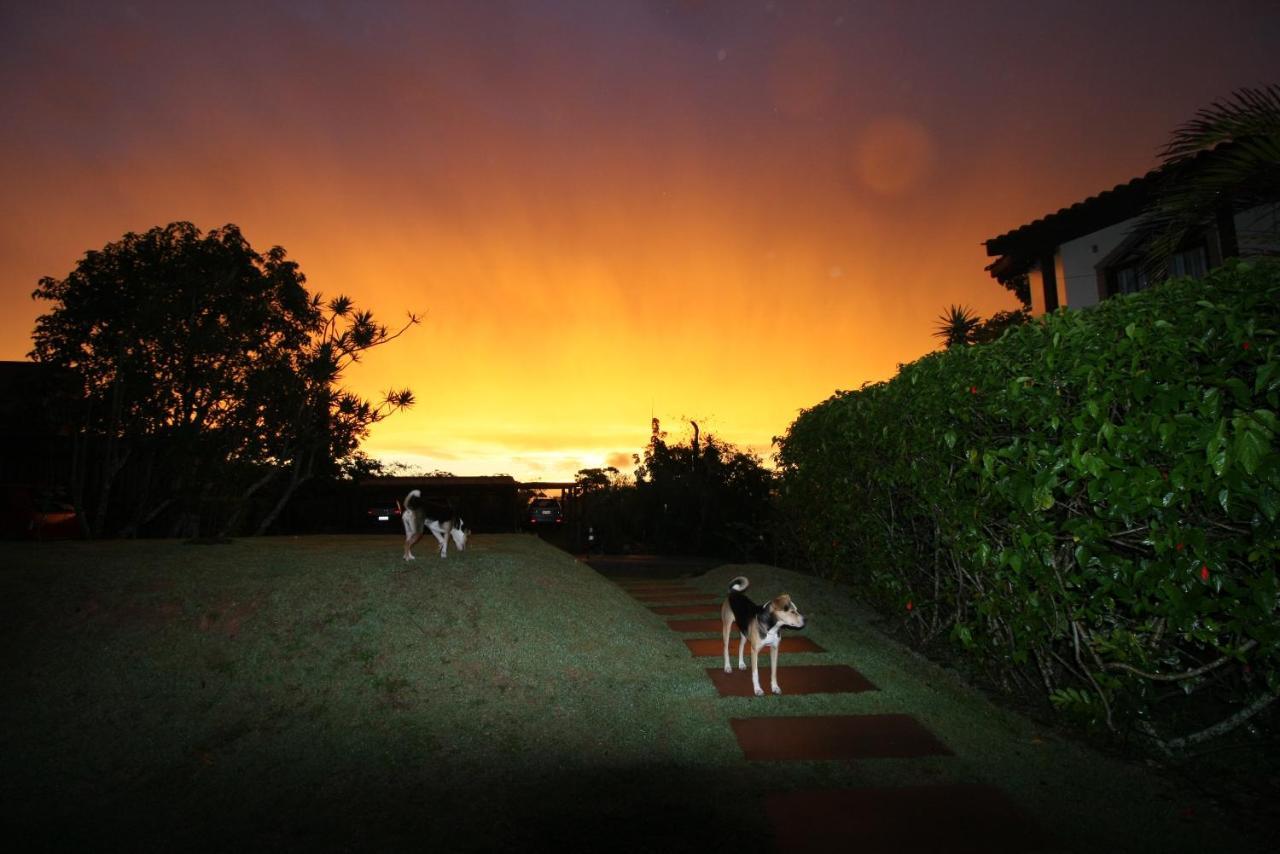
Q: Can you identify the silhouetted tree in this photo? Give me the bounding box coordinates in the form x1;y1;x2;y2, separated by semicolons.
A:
29;222;416;536
634;419;772;557
971;308;1031;344
245;293;417;535
1001;272;1032;310
574;466;636;553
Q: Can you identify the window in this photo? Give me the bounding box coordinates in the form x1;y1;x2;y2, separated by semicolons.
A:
1169;245;1208;279
1111;265;1148;295
1106;243;1208;297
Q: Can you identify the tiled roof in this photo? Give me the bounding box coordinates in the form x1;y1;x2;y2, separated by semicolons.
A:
982;144;1233;279
358;476;518;487
984;166;1161;258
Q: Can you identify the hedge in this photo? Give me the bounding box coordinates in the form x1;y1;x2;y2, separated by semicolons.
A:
776;260;1280;749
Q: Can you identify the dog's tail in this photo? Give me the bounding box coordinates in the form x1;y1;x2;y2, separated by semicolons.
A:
403;489;421;510
729;575;749;592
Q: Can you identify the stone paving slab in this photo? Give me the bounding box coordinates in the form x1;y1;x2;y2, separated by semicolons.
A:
730;714;951;761
651;604;720;616
667;618;723;632
706;665;878;697
764;785;1045;853
614;581;696;588
684;636;824;657
628;590;713;602
584;555;721;581
619;584;699;593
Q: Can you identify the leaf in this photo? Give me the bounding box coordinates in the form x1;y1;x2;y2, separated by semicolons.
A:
1257;361;1279;394
1235;425;1268;476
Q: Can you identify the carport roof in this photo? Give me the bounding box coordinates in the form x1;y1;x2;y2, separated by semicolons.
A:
358;476;517;487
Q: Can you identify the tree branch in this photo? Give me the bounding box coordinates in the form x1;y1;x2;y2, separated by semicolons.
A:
1104;640;1257;682
1163;691;1279;751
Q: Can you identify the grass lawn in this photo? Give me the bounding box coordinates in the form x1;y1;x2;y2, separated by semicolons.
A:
0;535;1262;852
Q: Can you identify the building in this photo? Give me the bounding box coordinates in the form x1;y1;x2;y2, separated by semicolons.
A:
0;361;79;537
984;146;1278;315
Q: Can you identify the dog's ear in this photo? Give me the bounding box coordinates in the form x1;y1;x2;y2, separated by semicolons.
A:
774;594;792;609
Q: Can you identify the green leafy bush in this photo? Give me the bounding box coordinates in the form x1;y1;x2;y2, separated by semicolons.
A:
776;260;1280;748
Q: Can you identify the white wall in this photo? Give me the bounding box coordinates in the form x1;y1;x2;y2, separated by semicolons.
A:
1057;218;1140;309
1027;204;1275;316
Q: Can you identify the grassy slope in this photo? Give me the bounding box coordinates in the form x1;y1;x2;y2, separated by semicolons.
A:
0;536;1260;852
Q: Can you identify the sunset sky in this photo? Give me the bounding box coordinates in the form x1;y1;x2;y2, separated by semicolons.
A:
3;1;1279;481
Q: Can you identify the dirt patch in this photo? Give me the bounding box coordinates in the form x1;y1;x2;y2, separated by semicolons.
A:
765;785;1045;853
731;714;952;761
72;597;184;629
74;598;101;620
155;601;183;621
196;599;261;639
706;665;878;697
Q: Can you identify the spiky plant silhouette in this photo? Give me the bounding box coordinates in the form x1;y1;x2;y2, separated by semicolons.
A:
933;304;980;349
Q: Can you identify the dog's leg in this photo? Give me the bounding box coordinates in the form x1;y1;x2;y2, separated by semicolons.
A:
770;643;781;694
421;520;448;558
403;525;422;561
716;614;737;676
737;633;748;671
750;639;763;697
721;614;732;676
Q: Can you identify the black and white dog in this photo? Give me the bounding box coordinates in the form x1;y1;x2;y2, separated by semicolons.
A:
721;576;805;696
401;489;467;560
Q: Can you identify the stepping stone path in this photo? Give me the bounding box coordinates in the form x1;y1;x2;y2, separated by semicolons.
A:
684;636;825;657
705;664;876;697
731;714;952;761
628;591;718;602
766;786;1046;854
650;603;719;615
666;618;722;632
600;567;1046;852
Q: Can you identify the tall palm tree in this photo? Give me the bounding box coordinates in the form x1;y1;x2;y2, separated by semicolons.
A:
933;304;980;349
1140;84;1280;277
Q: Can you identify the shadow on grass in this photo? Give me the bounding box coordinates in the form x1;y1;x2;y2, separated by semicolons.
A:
12;761;758;853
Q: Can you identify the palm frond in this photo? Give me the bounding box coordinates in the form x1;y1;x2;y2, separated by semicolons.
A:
1162;84;1280;160
1139;85;1280;278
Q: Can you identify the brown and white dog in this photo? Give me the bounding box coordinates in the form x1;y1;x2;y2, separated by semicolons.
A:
721;576;806;696
401;489;467;560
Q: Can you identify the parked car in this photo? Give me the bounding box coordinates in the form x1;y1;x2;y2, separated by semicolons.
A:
366;502;402;530
526;497;563;527
1;486;80;540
